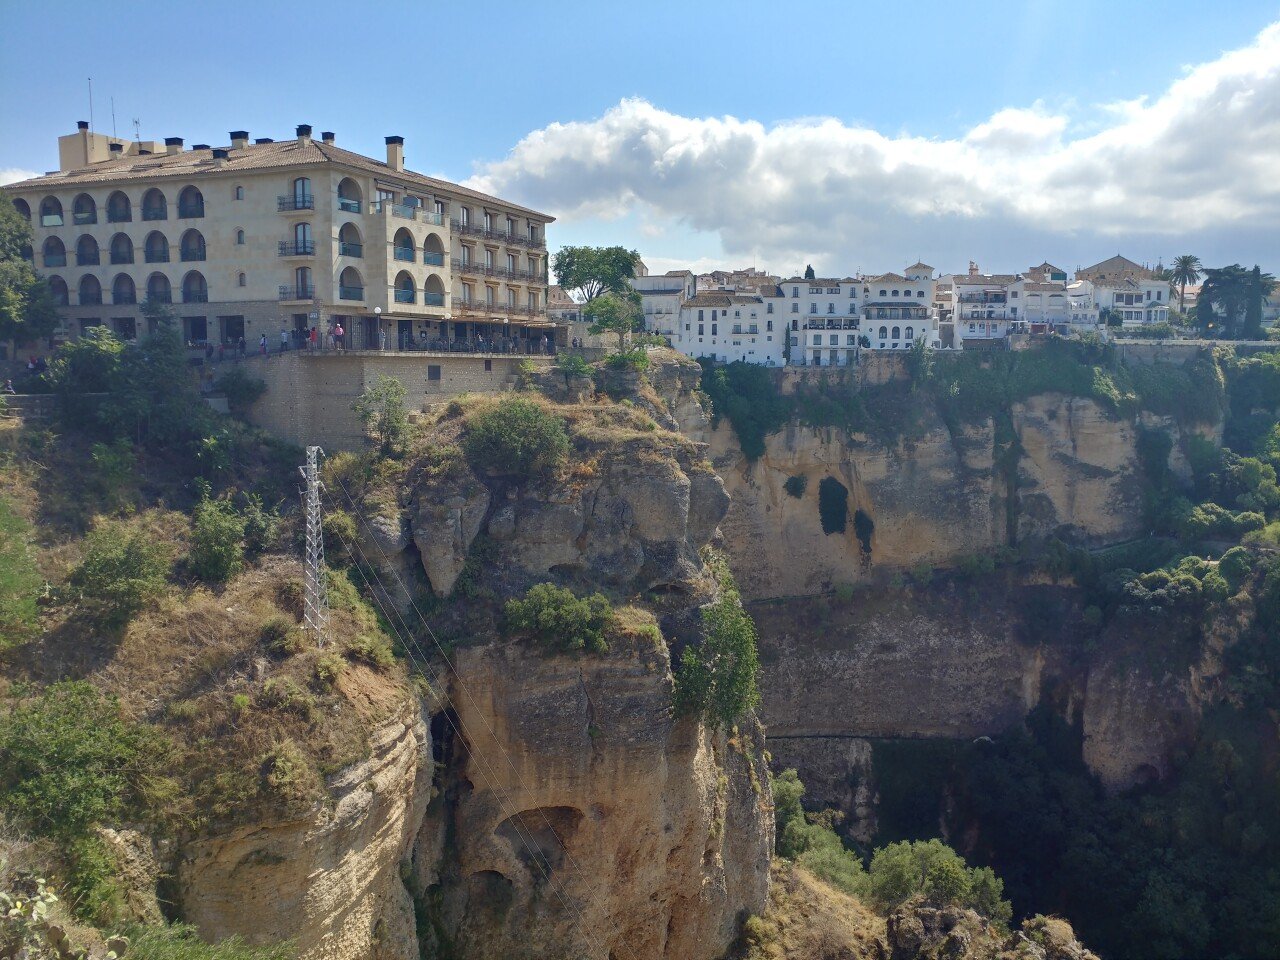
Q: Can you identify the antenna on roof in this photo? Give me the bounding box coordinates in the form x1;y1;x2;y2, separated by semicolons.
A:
132;118;141;142
110;97;116;138
87;78;93;132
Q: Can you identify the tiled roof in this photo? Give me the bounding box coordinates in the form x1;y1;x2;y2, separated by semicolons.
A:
1029;261;1065;273
683;293;763;307
868;272;908;283
2;137;555;221
1021;281;1067;292
1076;254;1151;280
905;262;933;272
955;273;1017;285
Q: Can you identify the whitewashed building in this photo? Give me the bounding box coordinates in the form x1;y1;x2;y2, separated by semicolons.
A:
1074;255;1169;327
672;289;786;365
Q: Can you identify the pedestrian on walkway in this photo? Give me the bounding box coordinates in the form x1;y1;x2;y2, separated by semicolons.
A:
310;326;318;351
237;336;246;359
334;322;345;351
280;329;290;353
259;333;268;356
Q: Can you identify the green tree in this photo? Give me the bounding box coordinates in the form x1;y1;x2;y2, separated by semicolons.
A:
352;373;409;453
463;396;569;479
1171;255;1202;314
0;496;41;647
673;559;761;727
804;264;816;280
504;582;615;654
551;245;639;304
0;200;59;352
587;289;644;354
189;496;247;583
69;518;171;626
46;325;123;425
108;311;201;446
1198;265;1273;339
1243;265;1276;340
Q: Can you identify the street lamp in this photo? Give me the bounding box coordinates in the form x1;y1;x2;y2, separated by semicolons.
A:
374;306;383;351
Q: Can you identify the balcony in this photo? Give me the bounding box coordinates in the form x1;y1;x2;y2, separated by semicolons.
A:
424;252;444;267
371;200;445;225
40;214;64;227
43;253;66;267
393;246;415;263
338;197;361;214
145;250;169;263
451;258;543;281
142;206;166;221
81;292;103;305
177;203;205;218
73;211;97;225
338;241;363;258
278;241;315;257
449;220;540;247
339;285;364;301
279;284;315;301
107;210;131;224
148;291;172;304
110;251;134;265
77;252;100;266
394;288;416;304
183;291;209;303
958;293;1006;304
278;195;314;212
424;292;445;307
180;247;207;262
113;292;137;305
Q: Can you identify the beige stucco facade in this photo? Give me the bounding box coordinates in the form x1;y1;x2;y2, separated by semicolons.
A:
4;124;555;351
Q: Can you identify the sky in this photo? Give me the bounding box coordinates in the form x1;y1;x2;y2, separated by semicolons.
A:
2;0;1278;277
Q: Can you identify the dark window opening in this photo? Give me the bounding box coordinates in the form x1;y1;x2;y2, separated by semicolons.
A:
427;364;442;381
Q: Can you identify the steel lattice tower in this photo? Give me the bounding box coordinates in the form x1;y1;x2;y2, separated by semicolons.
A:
300;445;329;647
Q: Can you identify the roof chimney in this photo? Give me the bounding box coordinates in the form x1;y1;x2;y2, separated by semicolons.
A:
77;120;89;130
296;124;312;145
212;148;229;162
192;144;210;151
385;135;404;172
109;143;123;154
229;130;249;149
254;138;273;144
165;137;183;154
321;131;335;144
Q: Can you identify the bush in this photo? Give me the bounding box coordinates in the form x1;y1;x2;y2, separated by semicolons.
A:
70;518;171;626
215;367;267;417
673;558;761;727
189;497;247;584
0;497;41;647
260;616;304;657
257;678;315;719
260;739;320;808
1218;546;1253;591
125;923;293;960
698;360;790;460
352;374;409;454
0;681;166;839
555;352;593;379
783;474;808;499
88;438;137;511
505;583;615;654
314;653;344;690
463;397;569;480
240;493;279;556
868;839;1012;924
344;632;395;670
604;349;650;370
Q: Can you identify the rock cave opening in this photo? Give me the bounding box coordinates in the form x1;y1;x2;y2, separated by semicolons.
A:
817;476;850;535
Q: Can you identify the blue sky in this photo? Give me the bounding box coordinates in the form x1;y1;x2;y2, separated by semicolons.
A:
3;0;1279;274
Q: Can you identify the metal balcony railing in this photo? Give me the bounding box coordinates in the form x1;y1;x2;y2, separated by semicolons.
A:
393;247;415;262
180;247;207;262
424;252;444;266
43;253;66;267
278;195;314;211
338;241;362;258
107;209;131;223
142;206;167;221
451;259;544;281
77;252;100;266
178;203;205;218
278;241;315;256
112;291;137;305
449;220;543;248
424;292;445;306
339;285;364;301
279;285;315;301
394;288;416;303
81;292;103;305
145;249;169;263
110;251;134;265
183;290;210;303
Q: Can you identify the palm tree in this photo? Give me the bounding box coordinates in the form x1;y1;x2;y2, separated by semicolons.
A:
1171;255;1203;313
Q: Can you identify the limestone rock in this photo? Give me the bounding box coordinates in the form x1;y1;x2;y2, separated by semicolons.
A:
412;485;489;596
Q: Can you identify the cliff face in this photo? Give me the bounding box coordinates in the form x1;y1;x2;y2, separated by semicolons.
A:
179;701;433;960
707;392;1217;602
417;632;771;960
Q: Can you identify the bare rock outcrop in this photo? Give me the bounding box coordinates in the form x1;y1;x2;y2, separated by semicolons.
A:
178;702;433;960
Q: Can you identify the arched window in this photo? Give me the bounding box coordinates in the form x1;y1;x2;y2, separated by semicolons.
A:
892;289;899;297
177;186;204;218
238;272;246;287
917;290;925;298
878;326;887;340
182;270;208;303
109;232;134;265
106;191;131;223
394;270;416;303
144;232;169;263
337;178;362;213
423;233;445;266
424;273;445;307
112;273;136;305
48;276;69;306
11;198;30;221
142;188;167;221
905;326;914;340
234;185;244;201
180;229;206;262
339;266;364;301
79;275;102;305
236;229;245;245
72;193;97;225
146;273;172;304
338;222;362;257
293;222;313;254
39;196;64;227
292;177;312;210
891;326;901;340
76;234;100;266
392;227;414;262
878;289;886;297
294;266;313;297
42;236;66;267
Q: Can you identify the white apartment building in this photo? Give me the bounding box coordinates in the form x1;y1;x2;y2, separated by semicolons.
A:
783;276;864;366
861;264;939;352
634;270;695;340
1074;255;1169;327
952;264;1019;346
3;121;557;353
672;290;786;365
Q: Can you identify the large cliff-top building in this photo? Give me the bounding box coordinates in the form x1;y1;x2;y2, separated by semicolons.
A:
3;122;558;352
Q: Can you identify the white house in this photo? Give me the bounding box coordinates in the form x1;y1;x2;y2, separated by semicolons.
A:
672;289;786;365
953;265;1019;345
1074;255;1169;327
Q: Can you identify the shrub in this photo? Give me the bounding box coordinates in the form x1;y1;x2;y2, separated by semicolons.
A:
868;839;1012;924
240;493;280;556
0;681;166;839
260;616;304;657
259;739;320;809
505;583;615;654
323;508;358;558
674;559;761;727
783;474;808;499
0;496;40;647
125;923;293;960
314;653;345;690
215;366;267;417
189;497;247;584
344;632;395;670
1218;546;1253;591
698;360;790;460
463;397;569;480
555;352;593;379
88;438;137;511
257;678;316;719
352;374;409;454
604;349;650;370
70;518;171;626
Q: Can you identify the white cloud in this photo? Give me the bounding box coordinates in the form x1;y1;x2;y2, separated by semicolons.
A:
468;22;1280;273
0;168;39;187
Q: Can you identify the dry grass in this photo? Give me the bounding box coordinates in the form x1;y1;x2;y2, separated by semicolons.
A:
736;862;886;960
